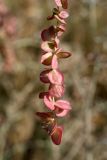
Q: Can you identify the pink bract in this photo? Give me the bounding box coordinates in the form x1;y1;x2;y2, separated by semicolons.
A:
44;95;55;110
55;100;71;110
40;68;64;85
49;84;65;98
54;0;62;7
54;0;68;9
48;69;64;85
59;11;69;19
44;95;71;117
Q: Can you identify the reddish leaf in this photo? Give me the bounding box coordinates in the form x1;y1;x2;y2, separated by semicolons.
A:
40;69;51;83
51;126;63;145
57;51;72;58
41;26;55;41
41;29;49;41
39;92;49;99
61;0;68;9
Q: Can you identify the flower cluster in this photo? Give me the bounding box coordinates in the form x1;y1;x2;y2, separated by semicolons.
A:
36;0;72;145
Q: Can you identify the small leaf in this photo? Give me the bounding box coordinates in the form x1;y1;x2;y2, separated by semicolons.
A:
57;51;72;58
41;26;55;41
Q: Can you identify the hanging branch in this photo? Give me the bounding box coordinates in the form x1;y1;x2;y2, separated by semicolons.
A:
36;0;72;145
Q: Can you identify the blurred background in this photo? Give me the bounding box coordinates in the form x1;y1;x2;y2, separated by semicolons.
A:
0;0;107;160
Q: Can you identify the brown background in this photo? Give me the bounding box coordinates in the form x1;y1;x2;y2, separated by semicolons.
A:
0;0;107;160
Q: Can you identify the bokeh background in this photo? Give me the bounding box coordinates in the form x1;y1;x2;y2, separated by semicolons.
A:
0;0;107;160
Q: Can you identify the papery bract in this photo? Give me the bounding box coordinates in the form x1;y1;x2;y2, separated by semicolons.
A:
43;95;71;117
55;100;71;110
41;52;53;65
48;69;64;85
49;84;65;98
55;109;69;117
